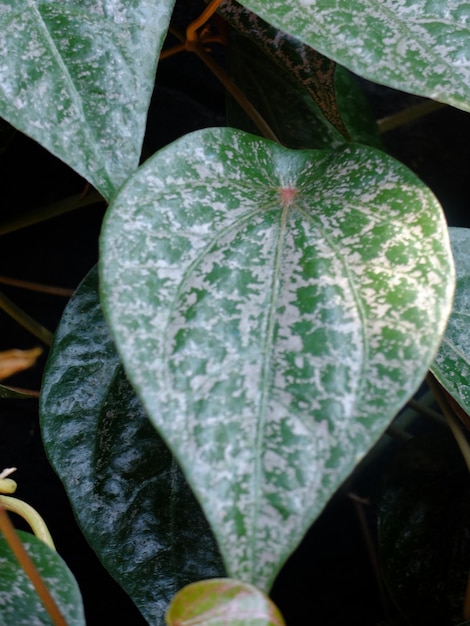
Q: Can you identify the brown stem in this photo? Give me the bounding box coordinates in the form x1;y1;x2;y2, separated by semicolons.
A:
169;25;280;144
0;291;53;345
0;507;68;626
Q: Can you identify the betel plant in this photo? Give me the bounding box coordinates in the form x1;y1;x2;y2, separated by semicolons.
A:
0;0;469;623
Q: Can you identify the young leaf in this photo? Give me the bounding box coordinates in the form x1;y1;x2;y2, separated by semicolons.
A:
431;227;470;416
235;0;470;113
40;267;224;626
100;127;455;590
166;578;286;626
0;1;175;200
0;530;85;626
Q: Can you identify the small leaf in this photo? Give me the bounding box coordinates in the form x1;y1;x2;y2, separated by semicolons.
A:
40;266;224;625
0;0;175;199
0;530;85;626
431;227;470;416
236;0;470;113
100;127;454;590
0;347;42;381
166;578;286;626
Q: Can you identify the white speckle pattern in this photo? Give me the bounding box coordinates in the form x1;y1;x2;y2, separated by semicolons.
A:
0;0;175;199
431;227;470;413
100;127;455;590
0;532;84;625
238;0;470;112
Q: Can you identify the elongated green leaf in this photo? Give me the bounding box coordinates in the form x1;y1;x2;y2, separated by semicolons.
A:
100;127;454;590
166;578;286;626
0;530;85;626
40;267;224;625
431;227;470;415
0;1;175;199
235;0;470;113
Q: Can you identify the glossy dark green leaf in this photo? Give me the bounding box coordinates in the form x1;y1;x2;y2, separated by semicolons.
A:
100;127;454;590
432;227;470;416
237;0;470;113
40;266;224;625
378;433;470;626
166;578;286;626
0;1;175;199
0;530;85;626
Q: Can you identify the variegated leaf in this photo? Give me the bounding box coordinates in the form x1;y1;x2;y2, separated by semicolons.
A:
431;227;470;416
100;127;454;590
237;0;470;113
0;0;174;199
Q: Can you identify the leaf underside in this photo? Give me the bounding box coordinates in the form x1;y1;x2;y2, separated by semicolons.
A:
100;127;454;590
39;266;224;626
238;0;470;113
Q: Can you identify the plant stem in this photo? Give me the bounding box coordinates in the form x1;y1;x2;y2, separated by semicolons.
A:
0;291;53;345
0;496;55;550
0;275;73;297
169;26;280;144
0;189;104;237
377;100;446;134
0;507;67;626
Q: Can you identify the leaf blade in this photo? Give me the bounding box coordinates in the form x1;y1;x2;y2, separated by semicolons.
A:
100;127;455;589
0;0;175;199
235;0;470;113
39;266;224;625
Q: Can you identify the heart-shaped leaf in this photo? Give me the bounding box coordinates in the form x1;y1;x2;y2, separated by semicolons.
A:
40;266;224;625
100;127;454;590
431;227;470;416
0;530;85;626
166;578;286;626
235;0;470;113
0;0;175;199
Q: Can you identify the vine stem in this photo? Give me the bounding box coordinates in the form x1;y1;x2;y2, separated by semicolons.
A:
377;100;446;134
0;291;53;345
0;189;104;237
0;276;73;298
0;507;67;626
168;25;281;144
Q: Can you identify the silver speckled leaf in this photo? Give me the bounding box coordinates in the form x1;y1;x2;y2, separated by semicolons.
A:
431;227;470;414
237;0;470;113
100;127;455;590
0;0;174;199
0;531;85;626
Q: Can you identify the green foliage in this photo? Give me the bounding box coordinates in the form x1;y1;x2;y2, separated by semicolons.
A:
0;530;85;625
100;128;453;590
432;228;470;415
165;578;286;625
40;266;225;623
0;0;467;623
